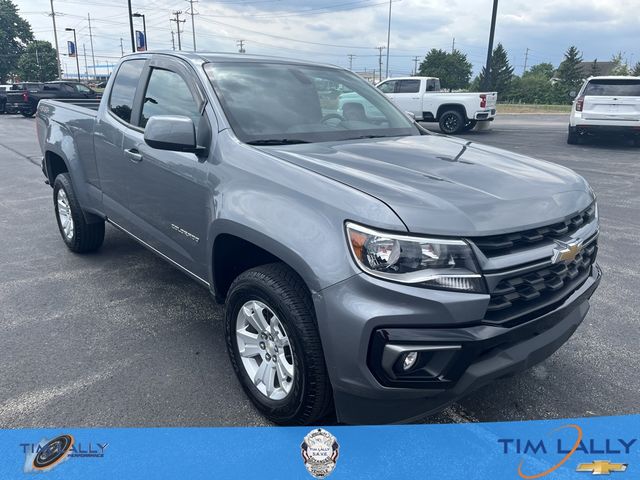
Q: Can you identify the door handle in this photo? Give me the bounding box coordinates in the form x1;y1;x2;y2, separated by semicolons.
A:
125;148;143;163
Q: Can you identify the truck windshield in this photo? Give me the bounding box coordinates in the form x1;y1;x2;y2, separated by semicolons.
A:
204;62;419;144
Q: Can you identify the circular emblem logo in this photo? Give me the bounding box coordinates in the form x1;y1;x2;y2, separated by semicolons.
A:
33;434;74;470
301;428;339;478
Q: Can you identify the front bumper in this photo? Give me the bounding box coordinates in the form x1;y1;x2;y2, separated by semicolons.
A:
315;263;601;424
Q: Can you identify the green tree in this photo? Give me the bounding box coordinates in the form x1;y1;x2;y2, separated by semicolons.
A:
556;46;584;99
632;62;640;77
589;59;600;77
475;43;514;96
16;41;58;81
418;48;472;91
525;62;554;80
0;0;33;82
610;52;630;76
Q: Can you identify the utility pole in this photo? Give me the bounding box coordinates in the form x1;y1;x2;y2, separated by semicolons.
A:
523;47;530;74
186;0;198;51
237;39;246;53
377;46;386;81
35;44;42;81
83;43;88;80
49;0;62;79
171;11;185;51
170;31;176;50
120;38;124;56
347;54;355;70
412;56;420;75
127;0;135;52
385;0;392;79
483;0;499;90
452;37;456;53
88;14;97;79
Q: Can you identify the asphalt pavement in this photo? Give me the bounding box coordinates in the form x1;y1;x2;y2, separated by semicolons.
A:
0;113;638;428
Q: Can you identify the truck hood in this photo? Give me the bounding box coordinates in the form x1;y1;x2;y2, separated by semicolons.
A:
259;134;594;236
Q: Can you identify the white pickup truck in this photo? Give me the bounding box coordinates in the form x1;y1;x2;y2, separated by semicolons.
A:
377;77;497;134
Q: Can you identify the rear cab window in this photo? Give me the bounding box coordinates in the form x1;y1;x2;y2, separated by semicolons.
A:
584;79;640;97
108;59;146;124
396;80;421;94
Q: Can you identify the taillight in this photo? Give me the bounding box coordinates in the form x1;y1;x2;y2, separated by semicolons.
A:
480;94;487;108
575;96;585;112
22;91;29;102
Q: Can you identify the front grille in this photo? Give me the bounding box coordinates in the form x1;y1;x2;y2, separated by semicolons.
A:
471;203;596;257
485;239;597;326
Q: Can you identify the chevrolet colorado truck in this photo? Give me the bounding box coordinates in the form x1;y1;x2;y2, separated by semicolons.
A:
37;52;601;425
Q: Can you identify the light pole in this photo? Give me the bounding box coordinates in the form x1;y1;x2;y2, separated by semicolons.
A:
65;28;81;82
132;12;147;50
483;0;499;91
127;0;135;53
385;0;392;79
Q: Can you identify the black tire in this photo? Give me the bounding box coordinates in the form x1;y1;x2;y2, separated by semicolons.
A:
462;120;477;132
21;100;37;117
439;109;465;134
225;263;333;425
567;127;580;145
53;173;105;253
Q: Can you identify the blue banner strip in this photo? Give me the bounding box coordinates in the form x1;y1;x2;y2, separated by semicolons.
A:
1;414;638;479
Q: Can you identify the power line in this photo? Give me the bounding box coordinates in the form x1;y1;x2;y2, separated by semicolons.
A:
171;11;186;51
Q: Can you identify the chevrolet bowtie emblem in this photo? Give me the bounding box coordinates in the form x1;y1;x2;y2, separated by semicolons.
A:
576;460;628;475
551;239;583;264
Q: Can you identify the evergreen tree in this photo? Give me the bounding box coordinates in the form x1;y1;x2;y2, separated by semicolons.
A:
476;43;514;96
418;48;472;91
589;59;600;77
610;52;630;76
632;62;640;77
556;46;584;96
0;0;34;82
524;63;554;80
16;41;58;81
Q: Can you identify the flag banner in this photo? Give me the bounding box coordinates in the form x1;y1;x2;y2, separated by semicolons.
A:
136;31;146;52
0;414;637;479
67;41;76;58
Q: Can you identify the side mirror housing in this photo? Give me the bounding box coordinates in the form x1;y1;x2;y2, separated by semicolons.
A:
405;111;416;121
144;115;203;154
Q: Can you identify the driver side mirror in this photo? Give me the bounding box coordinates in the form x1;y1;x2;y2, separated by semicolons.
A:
144;115;204;155
405;111;416;121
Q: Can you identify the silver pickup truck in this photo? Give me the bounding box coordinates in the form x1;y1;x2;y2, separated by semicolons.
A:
37;52;601;425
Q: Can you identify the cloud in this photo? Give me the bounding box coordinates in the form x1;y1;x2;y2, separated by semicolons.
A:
14;0;640;78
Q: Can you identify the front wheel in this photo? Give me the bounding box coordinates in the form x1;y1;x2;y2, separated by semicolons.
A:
225;263;333;425
439;110;465;134
53;173;105;252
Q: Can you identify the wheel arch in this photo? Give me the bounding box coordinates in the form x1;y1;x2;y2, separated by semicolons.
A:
436;103;467;120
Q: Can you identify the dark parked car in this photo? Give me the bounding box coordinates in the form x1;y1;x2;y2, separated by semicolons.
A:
6;81;98;117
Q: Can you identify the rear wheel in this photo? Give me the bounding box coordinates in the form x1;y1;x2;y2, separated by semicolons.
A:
21;100;37;117
439;110;465;134
225;263;333;425
567;127;580;145
53;173;105;253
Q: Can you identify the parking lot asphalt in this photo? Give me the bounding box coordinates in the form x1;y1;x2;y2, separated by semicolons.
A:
0;113;638;428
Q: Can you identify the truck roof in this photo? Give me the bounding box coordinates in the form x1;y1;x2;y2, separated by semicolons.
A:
121;50;342;69
586;75;640;81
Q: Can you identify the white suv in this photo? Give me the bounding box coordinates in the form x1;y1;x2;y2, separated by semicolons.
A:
568;76;640;145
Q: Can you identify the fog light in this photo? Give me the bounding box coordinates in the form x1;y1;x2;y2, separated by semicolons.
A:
402;351;418;371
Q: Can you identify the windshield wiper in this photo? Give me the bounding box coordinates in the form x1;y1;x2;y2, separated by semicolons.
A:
247;139;310;145
343;135;389;140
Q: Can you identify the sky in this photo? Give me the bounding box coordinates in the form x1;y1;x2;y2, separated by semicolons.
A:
13;0;640;79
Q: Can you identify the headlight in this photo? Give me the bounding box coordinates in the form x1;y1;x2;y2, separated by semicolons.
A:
346;222;485;293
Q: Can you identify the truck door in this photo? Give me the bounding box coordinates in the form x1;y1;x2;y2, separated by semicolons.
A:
390;79;423;118
93;58;147;225
121;59;213;281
